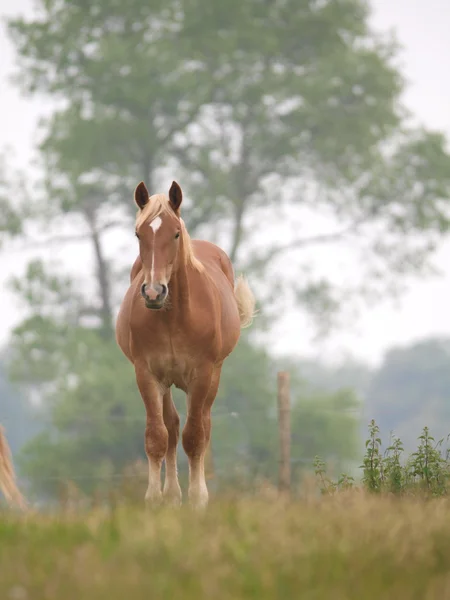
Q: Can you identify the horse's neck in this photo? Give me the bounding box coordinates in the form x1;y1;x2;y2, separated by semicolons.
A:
169;252;192;307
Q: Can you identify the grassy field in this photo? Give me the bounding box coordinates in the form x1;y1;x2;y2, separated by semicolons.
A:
2;491;450;599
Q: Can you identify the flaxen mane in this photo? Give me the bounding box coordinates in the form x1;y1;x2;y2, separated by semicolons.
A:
135;194;204;272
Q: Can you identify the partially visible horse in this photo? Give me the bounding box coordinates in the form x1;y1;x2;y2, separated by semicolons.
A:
0;425;26;509
116;181;255;508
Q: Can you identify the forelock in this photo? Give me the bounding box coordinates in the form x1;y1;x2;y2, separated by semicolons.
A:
135;194;171;228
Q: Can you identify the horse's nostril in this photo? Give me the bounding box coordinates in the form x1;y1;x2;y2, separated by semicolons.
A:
141;282;167;304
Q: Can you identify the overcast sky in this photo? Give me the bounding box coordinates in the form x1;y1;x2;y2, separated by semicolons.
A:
0;0;449;368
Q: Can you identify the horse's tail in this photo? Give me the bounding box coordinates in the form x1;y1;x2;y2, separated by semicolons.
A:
0;425;26;510
234;275;257;329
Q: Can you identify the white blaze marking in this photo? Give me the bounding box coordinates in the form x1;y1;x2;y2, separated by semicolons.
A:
149;216;162;232
149;216;162;285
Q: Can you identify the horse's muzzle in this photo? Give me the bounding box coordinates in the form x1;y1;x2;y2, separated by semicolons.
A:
141;282;168;309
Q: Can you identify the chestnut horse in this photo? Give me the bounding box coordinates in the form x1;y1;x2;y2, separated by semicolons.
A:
116;181;255;508
0;425;26;509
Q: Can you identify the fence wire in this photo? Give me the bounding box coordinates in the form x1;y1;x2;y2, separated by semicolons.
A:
2;402;364;495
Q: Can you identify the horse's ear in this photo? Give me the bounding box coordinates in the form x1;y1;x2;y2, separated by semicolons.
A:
134;181;149;210
169;181;182;213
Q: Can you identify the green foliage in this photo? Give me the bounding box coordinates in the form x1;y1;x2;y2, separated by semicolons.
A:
0;361;39;461
0;152;28;242
406;428;449;496
14;329;361;500
6;0;450;327
8;259;93;386
5;260;358;500
361;419;383;492
384;435;404;495
313;455;355;495
291;388;360;478
16;336;145;500
5;0;450;506
206;335;279;484
316;420;450;497
5;250;361;501
365;337;450;451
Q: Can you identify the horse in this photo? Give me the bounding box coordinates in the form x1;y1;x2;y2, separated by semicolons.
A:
116;180;255;508
0;425;27;509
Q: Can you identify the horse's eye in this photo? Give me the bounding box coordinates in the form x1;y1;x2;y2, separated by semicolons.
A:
175;232;180;239
135;231;140;239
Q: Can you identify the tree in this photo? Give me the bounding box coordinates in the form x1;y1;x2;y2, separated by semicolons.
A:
8;264;360;499
276;354;372;401
7;0;450;331
272;356;364;477
0;359;39;459
7;0;218;336
365;337;450;451
4;0;450;498
5;259;142;499
204;335;279;485
0;151;27;243
291;388;361;480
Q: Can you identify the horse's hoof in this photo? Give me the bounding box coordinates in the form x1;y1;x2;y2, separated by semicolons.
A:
188;493;209;512
165;496;182;508
163;489;182;508
163;482;182;507
145;489;163;507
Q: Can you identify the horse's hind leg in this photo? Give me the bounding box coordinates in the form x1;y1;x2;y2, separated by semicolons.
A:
182;367;221;509
135;362;168;505
162;389;182;506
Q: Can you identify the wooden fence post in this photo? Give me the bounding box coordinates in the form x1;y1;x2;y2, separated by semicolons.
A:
277;371;291;495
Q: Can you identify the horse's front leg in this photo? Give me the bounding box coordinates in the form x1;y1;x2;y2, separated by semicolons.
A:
135;362;168;505
162;390;182;506
183;367;221;509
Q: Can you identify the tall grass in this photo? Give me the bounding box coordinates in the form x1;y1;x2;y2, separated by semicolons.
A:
3;494;450;599
2;421;450;599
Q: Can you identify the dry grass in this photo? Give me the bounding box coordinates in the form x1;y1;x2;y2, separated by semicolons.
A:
2;492;450;599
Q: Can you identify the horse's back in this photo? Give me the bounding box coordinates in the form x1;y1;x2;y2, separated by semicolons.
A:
191;240;241;356
191;240;235;287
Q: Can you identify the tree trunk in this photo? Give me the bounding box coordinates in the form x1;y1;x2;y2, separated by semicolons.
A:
229;202;245;264
229;126;251;265
84;206;114;338
92;227;114;338
141;154;153;192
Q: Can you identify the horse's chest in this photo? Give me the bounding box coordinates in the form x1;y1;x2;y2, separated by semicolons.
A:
132;311;218;388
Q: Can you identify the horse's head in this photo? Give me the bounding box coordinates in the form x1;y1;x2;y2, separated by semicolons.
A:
134;180;183;310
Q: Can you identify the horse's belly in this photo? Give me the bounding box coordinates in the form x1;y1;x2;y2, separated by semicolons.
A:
144;351;194;392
